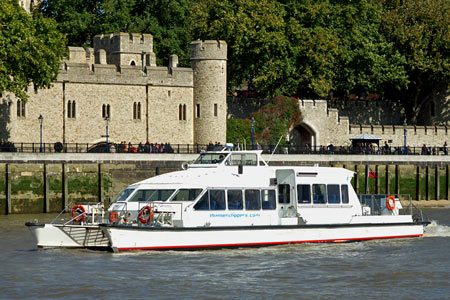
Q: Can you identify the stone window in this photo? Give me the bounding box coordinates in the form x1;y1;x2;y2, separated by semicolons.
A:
17;100;25;117
102;104;111;118
133;102;141;120
196;104;200;118
168;90;171;97
67;101;76;118
130;60;136;66
179;104;186;121
214;104;218;117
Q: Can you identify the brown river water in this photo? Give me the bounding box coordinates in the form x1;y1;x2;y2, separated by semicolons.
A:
0;208;449;300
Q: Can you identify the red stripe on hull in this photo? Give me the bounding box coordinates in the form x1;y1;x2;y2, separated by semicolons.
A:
117;234;423;251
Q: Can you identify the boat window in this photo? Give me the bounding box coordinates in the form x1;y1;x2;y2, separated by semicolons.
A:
312;184;326;204
230;153;257;166
297;184;311;204
193;153;227;164
227;190;243;210
111;187;135;203
171;189;203;201
327;184;340;204
278;184;290;204
194;193;209;210
341;185;349;204
210;190;226;210
128;189;175;202
261;190;276;210
245;189;261;210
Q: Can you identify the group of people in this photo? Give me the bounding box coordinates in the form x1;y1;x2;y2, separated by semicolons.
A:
0;141;16;152
421;141;448;155
113;141;174;153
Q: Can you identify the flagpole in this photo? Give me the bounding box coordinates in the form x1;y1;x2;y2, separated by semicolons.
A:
365;165;369;194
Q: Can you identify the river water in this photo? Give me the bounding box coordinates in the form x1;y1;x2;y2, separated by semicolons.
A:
0;208;449;300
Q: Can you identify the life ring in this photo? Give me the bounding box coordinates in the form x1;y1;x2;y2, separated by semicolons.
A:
386;195;396;211
72;205;86;222
109;211;118;223
138;206;153;224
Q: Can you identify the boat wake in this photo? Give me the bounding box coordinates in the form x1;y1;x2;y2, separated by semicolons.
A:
423;220;450;237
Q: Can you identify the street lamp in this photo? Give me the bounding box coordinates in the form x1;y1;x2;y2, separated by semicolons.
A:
105;117;109;153
403;121;407;155
38;115;43;153
251;117;255;150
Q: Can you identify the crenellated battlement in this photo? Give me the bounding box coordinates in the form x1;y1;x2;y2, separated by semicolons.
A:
93;32;154;54
190;40;227;61
57;62;193;86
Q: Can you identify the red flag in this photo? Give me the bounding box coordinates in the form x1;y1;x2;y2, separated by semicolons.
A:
369;168;377;178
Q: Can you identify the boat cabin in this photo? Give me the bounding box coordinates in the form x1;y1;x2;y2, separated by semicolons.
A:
108;150;401;227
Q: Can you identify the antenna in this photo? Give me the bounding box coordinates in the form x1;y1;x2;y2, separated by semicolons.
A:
266;136;283;164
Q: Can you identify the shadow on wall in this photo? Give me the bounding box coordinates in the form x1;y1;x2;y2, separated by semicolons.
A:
0;95;11;141
430;87;450;126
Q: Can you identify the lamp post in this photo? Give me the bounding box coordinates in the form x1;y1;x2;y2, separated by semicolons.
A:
38;115;43;153
251;117;255;150
403;121;407;155
105;117;109;153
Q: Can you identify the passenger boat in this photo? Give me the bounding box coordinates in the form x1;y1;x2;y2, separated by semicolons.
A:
97;149;429;252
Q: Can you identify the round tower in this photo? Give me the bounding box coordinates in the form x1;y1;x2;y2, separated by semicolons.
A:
190;40;227;146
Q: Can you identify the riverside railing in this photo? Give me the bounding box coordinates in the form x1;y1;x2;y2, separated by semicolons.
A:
0;142;448;155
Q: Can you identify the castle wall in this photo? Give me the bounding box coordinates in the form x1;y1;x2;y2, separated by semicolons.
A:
0;35;230;147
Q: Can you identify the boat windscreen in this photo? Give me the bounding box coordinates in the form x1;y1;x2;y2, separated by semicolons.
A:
128;189;175;202
193;153;227;164
171;189;203;201
111;187;135;203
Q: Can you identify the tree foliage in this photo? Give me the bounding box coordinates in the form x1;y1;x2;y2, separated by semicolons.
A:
0;0;67;101
37;0;450;124
227;96;301;146
39;0;194;66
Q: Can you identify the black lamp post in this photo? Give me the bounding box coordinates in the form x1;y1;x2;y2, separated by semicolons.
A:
251;117;255;150
38;115;43;153
403;122;407;155
105;117;109;153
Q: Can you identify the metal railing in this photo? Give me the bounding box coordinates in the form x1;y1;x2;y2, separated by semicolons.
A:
358;194;428;223
0;142;448;155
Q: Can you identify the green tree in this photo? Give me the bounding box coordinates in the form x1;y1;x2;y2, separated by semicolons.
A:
40;0;194;66
0;0;67;101
381;0;450;124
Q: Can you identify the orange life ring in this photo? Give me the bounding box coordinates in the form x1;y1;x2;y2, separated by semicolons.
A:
109;211;118;223
72;205;86;222
386;195;395;211
138;206;153;224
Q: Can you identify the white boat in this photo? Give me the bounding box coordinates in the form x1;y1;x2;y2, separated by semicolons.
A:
99;149;429;252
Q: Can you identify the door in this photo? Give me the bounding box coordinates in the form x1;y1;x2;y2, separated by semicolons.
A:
276;169;296;217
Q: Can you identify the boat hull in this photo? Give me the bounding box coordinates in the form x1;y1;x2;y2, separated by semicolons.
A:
26;223;110;249
101;222;425;252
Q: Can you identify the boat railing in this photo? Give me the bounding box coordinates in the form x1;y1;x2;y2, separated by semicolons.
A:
358;194;428;223
110;201;182;226
358;194;412;216
46;201;106;225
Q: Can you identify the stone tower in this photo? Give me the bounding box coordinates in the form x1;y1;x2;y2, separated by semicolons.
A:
190;40;227;145
93;33;157;68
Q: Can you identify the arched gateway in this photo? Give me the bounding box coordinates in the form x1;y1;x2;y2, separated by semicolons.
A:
289;122;317;150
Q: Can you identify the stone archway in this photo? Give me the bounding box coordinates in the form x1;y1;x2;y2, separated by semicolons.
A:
290;122;317;149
